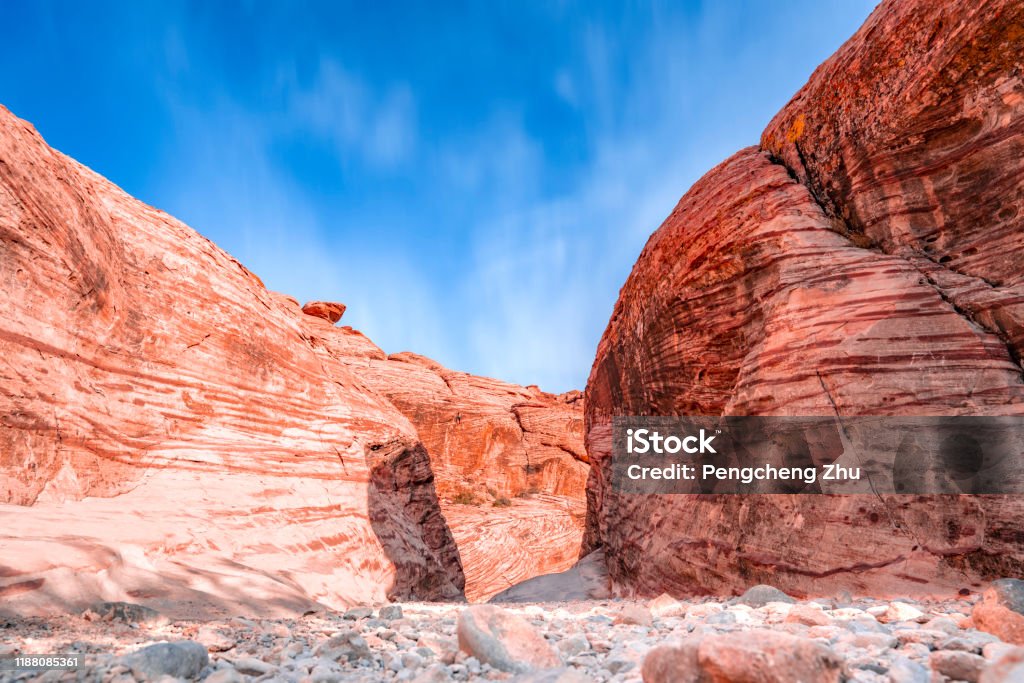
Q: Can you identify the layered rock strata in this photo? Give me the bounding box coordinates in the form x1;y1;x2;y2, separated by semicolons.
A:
300;322;588;601
584;0;1024;598
0;104;586;614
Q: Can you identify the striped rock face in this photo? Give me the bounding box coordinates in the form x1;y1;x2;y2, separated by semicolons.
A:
585;0;1024;599
0;104;586;615
300;324;589;602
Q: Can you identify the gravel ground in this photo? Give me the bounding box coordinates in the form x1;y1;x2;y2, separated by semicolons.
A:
1;592;1022;682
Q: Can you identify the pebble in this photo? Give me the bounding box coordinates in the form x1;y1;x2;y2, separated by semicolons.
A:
731;584;796;608
316;630;371;662
507;668;592;682
894;627;944;645
380;605;404;621
614;603;653;626
310;662;344;682
980;647;1024;682
120;640;209;680
556;633;590;657
204;667;244;683
888;656;929;683
942;631;999;653
196;626;235;652
343;606;375;620
930;649;987;682
880;602;927;624
984;641;1018;661
644;630;842;683
648;593;685;618
786;604;832;627
232;656;276;675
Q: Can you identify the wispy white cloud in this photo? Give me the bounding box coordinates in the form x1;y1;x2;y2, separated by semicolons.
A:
281;60;418;169
142;1;877;393
155;75;447;362
458;122;696;391
553;69;578;108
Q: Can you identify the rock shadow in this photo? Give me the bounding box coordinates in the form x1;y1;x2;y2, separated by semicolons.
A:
367;443;466;602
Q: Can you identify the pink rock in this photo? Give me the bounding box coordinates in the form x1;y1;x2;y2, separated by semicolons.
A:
973;580;1024;645
930;650;986;682
642;640;702;683
456;605;561;673
0;102;461;616
785;605;832;627
319;347;589;602
699;631;844;683
648;593;686;618
643;631;844;683
980;647;1024;683
614;603;653;626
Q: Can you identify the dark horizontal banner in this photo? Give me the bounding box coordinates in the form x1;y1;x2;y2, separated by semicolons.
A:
611;416;1024;494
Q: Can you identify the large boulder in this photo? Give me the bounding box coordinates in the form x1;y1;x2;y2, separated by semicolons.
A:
301;300;347;323
585;0;1024;599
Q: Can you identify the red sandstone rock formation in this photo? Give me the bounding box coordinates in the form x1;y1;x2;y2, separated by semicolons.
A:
298;323;588;601
301;300;347;323
585;0;1024;598
0;104;585;615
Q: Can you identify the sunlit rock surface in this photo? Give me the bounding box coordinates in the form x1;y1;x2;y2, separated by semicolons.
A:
0;104;586;615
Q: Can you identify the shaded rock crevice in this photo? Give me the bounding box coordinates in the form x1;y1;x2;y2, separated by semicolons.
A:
297;323;590;602
762;152;1024;385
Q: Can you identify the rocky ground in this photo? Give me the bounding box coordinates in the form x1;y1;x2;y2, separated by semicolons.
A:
2;586;1024;682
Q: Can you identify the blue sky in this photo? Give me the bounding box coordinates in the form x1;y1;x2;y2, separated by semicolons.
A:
1;1;876;392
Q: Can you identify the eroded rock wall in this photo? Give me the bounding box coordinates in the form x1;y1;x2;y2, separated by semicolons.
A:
0;105;464;616
584;0;1024;599
0;101;590;612
305;324;589;601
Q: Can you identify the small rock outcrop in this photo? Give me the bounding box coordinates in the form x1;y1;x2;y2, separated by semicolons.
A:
301;300;347;323
584;0;1024;598
490;550;611;604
